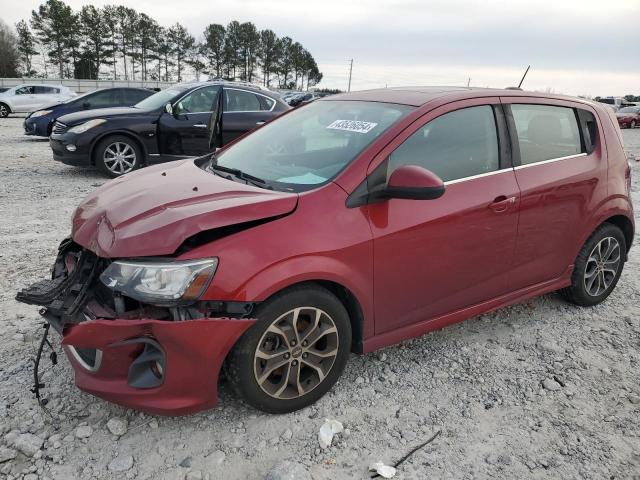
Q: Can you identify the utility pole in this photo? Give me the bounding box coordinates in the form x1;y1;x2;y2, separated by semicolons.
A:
348;59;353;92
467;77;471;87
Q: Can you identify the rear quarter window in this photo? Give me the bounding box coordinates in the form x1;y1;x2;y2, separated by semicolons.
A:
511;104;582;165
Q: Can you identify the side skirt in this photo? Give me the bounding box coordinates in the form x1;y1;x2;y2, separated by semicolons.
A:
362;266;573;354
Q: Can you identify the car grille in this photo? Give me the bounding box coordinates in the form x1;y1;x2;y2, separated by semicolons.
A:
52;121;68;135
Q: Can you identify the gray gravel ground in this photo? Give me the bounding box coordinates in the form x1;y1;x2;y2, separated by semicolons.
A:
1;115;639;480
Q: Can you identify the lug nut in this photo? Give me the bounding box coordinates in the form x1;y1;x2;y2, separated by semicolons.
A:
302;353;308;359
292;360;298;366
302;340;308;347
284;353;290;359
290;340;296;346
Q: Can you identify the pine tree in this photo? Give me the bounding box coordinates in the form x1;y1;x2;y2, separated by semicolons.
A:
15;20;38;76
30;0;76;78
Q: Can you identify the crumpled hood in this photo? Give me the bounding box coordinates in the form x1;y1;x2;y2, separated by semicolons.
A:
72;159;298;258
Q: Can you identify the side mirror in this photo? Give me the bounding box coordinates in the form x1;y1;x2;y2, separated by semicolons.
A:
164;102;173;115
377;165;445;200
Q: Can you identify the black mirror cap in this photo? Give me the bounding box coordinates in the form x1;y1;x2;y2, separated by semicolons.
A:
382;184;445;200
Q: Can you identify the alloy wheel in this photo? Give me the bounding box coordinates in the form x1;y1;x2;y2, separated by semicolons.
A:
583;236;621;297
254;307;339;400
103;142;136;175
0;105;8;118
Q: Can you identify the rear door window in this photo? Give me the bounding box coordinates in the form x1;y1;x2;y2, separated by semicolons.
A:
87;89;120;108
510;104;582;165
389;105;500;182
122;89;150;105
225;89;272;112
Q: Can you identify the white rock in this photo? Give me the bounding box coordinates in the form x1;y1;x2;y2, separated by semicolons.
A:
75;425;93;439
8;433;43;457
281;428;293;441
207;450;225;466
185;470;203;480
0;447;17;463
318;418;343;449
107;418;128;437
265;460;311;480
108;454;134;472
542;378;562;391
369;462;397;478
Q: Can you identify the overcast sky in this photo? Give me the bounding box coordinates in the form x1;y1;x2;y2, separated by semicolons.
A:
2;0;639;96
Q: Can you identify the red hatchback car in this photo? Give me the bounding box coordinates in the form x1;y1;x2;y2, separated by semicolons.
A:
18;87;634;415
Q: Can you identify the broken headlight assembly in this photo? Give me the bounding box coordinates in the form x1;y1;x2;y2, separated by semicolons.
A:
99;258;218;305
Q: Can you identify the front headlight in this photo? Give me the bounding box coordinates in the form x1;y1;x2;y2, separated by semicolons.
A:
30;110;52;118
68;119;106;134
99;258;218;304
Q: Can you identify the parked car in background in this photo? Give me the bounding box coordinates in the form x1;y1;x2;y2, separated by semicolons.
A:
49;81;289;177
597;96;630;112
0;87;10;94
18;87;634;415
615;106;640;129
0;84;75;118
24;88;154;137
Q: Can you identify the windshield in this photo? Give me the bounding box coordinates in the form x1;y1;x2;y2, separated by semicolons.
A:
618;107;639;113
134;88;184;110
63;90;97;104
215;100;413;192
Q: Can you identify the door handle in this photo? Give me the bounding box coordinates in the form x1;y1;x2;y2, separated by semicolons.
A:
256;121;266;125
193;124;208;128
489;195;516;213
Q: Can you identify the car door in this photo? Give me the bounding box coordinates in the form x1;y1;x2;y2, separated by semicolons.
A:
12;86;37;112
33;86;59;110
158;85;221;156
222;87;279;144
500;98;607;290
367;100;521;334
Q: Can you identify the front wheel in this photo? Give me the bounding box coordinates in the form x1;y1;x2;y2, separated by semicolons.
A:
561;223;626;306
226;285;352;413
0;103;9;118
95;135;142;178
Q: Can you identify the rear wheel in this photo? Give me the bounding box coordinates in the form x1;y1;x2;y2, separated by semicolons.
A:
226;285;352;413
95;135;141;178
0;103;9;118
561;223;626;306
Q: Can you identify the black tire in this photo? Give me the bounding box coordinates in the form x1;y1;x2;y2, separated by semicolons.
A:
560;223;626;306
0;103;10;118
94;135;142;178
226;285;352;414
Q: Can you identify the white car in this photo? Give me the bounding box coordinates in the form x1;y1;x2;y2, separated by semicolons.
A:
0;84;76;118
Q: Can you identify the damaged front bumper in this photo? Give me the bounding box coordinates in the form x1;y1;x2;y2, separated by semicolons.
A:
17;239;256;416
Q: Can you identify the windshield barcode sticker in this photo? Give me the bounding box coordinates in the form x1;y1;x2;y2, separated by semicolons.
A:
327;119;378;134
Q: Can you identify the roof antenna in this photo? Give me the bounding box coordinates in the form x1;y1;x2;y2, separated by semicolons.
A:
517;65;530;89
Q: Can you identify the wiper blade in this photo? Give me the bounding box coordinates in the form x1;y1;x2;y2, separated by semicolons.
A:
208;164;268;186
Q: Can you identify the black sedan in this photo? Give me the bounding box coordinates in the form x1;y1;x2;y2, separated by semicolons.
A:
24;88;153;137
49;81;289;177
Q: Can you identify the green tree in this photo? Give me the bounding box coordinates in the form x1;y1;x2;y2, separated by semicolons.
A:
30;0;75;78
187;43;206;81
15;20;38;76
238;22;259;81
257;29;279;86
203;23;226;78
136;13;159;80
155;26;173;81
0;20;20;77
79;5;112;79
276;36;294;88
102;5;121;79
168;23;194;82
224;21;242;79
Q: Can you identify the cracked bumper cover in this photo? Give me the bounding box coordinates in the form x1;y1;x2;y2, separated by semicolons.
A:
60;316;255;415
